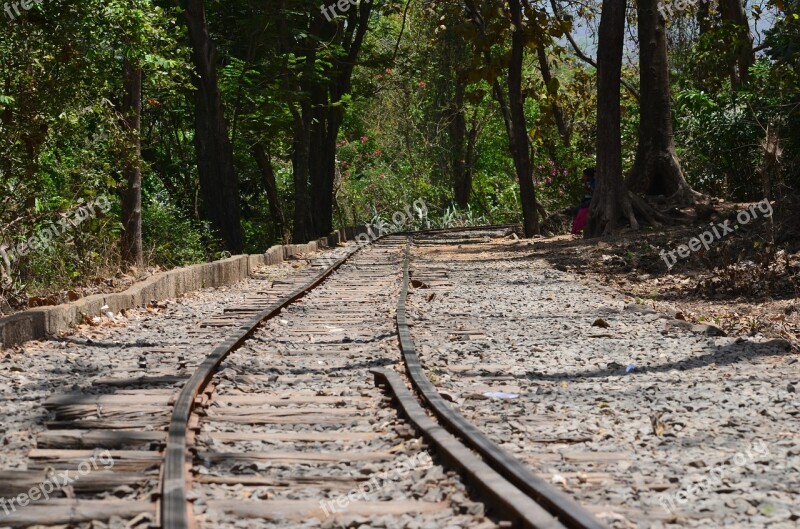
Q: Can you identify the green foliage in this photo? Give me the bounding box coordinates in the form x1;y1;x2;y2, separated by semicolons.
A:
764;0;800;68
674;58;799;200
0;0;190;306
1;0;798;310
141;199;206;268
674;87;759;197
425;206;492;229
689;22;756;91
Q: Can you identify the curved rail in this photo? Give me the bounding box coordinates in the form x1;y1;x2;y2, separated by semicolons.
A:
371;368;566;529
161;244;363;529
396;237;607;529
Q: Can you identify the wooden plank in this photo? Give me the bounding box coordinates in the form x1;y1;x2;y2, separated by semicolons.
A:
36;430;167;449
27;449;162;471
0;500;155;527
525;437;594;444
205;407;365;417
0;471;155;496
203;414;369;427
28;448;163;461
213;396;371;407
92;375;189;387
447;364;518;374
140;347;183;354
208;431;380;444
49;405;170;421
519;453;563;463
36;430;165;449
44;394;171;408
115;389;178;395
234;374;320;384
200;321;239;328
562;452;629;463
47;419;169;430
205;499;449;520
197;451;395;464
539;472;614;485
195;475;368;489
202;413;368;426
584;504;680;521
272;349;375;356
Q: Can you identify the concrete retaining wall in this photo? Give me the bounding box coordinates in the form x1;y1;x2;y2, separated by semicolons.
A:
0;225;370;349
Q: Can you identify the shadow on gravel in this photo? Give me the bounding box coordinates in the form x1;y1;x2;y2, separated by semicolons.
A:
518;340;794;381
53;338;163;348
267;357;396;376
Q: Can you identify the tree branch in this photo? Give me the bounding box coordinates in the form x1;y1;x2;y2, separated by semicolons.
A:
393;0;413;60
549;0;640;100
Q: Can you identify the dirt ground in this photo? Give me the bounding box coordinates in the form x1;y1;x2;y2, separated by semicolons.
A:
531;197;800;347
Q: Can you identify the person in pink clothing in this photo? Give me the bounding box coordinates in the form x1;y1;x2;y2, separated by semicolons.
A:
571;168;595;234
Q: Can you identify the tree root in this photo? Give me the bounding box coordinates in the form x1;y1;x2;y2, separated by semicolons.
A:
629;191;671;226
661;186;704;208
535;199;549;221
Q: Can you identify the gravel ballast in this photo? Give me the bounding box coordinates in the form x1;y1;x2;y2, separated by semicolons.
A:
406;232;799;529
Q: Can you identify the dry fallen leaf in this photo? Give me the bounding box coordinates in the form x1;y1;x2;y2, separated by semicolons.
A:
650;413;667;437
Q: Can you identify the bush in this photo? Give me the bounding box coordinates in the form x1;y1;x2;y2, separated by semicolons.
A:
142;199;206;268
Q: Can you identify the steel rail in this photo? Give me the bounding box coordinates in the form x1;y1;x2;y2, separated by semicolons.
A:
161;243;365;529
397;238;608;529
371;368;566;529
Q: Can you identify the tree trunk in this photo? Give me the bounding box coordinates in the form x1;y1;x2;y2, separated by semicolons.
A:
309;84;331;238
450;80;470;208
311;102;338;237
252;142;289;244
536;45;571;146
465;0;539;235
440;18;473;210
308;13;336;239
757;124;782;201
120;58;143;267
721;0;755;88
508;0;539;237
285;13;320;244
309;1;373;239
625;0;696;205
464;103;480;206
697;0;712;36
586;0;638;237
291;104;315;243
183;0;243;253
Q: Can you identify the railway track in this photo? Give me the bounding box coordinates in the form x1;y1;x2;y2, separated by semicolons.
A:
1;228;606;529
